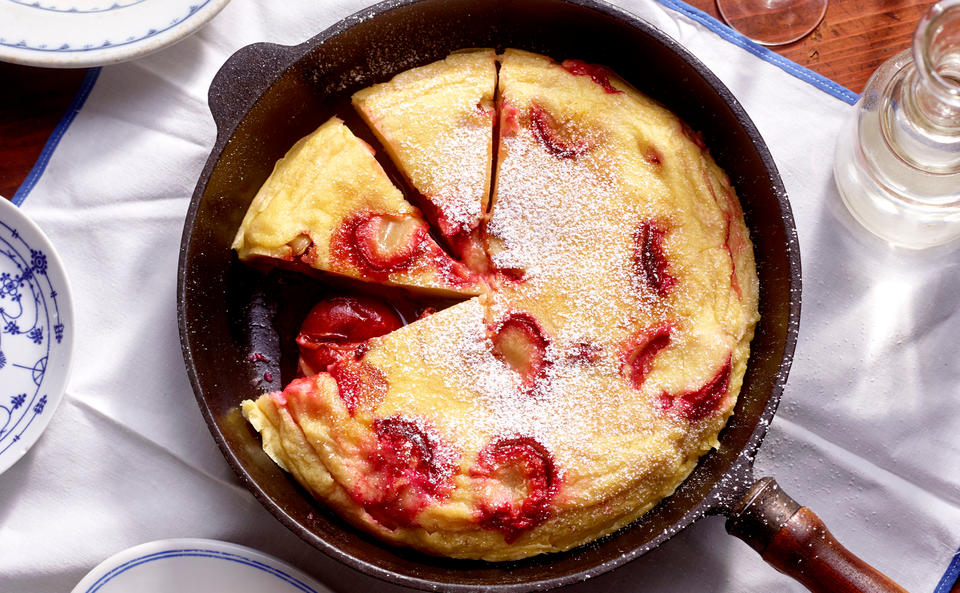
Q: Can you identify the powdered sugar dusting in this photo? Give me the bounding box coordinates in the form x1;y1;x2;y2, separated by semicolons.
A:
353;50;495;236
397;300;659;467
487;127;658;334
411;121;488;233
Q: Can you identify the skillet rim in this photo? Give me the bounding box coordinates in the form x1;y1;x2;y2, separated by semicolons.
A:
177;0;802;590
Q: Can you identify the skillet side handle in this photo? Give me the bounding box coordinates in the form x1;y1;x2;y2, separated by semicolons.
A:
208;42;295;135
725;477;909;593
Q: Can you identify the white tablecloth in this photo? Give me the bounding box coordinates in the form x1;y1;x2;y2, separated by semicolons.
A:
3;1;959;591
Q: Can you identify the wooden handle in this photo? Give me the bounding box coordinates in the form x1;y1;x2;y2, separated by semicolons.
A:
726;477;909;593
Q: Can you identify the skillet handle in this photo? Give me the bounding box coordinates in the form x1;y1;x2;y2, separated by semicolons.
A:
725;477;909;593
207;42;296;134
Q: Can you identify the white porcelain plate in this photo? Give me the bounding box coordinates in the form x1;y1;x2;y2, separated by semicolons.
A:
71;539;330;593
0;0;232;67
0;198;72;476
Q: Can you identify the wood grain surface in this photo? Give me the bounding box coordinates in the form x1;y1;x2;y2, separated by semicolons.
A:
0;0;932;199
685;0;930;92
0;63;88;199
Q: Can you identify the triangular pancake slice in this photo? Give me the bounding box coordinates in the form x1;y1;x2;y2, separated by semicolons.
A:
232;117;483;296
352;49;497;264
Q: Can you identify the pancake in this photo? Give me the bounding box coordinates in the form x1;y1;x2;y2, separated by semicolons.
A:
238;49;759;561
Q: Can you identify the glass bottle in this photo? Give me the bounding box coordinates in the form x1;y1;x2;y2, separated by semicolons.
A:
834;0;960;249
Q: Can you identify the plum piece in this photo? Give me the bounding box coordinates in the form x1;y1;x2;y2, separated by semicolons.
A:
352;213;427;273
560;59;623;94
658;357;732;421
332;211;481;289
355;416;457;529
491;312;551;393
633;220;676;298
296;296;404;376
500;101;521;137
567;340;603;365
529;104;591;160
328;356;388;415
620;323;672;389
644;146;663;167
472;436;560;543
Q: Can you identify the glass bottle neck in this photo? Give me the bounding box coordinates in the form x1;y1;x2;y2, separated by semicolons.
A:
912;0;960;126
876;0;960;174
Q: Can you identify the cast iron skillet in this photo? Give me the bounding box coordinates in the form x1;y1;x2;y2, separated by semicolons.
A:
177;1;907;591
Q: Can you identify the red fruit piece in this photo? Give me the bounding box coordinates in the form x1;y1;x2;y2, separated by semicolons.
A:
343;212;428;274
560;59;623;94
472;436;561;543
475;100;496;119
334;212;481;289
356;416;457;529
328;357;388;415
491;313;550;393
425;240;482;289
633;220;676;298
620;324;672;389
529;104;591;160
658;356;732;421
567;341;603;365
285;233;318;265
723;209;746;300
702;170;746;300
645;146;663;167
500;101;520;137
296;296;404;376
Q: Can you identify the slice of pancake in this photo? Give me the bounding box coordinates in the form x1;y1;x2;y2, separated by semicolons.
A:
232;117;483;296
242;298;700;561
352;49;497;266
488;48;758;425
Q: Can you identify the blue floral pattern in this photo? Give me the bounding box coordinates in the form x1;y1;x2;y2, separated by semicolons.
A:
7;0;146;13
0;212;66;454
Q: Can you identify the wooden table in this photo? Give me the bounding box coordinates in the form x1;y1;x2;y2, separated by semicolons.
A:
0;0;934;199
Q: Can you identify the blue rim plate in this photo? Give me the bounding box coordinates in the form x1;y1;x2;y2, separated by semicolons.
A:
0;0;232;67
71;539;329;593
0;197;73;476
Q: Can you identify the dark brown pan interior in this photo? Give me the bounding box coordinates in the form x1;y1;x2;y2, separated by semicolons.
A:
178;0;800;590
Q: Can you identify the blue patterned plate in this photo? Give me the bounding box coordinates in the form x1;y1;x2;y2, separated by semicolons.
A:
0;197;72;475
71;539;329;593
0;0;231;67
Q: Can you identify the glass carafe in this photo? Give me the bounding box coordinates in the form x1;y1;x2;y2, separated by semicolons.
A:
834;0;960;249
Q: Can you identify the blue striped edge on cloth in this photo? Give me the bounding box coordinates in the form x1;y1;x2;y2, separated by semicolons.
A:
11;66;101;207
654;0;859;105
936;549;960;593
